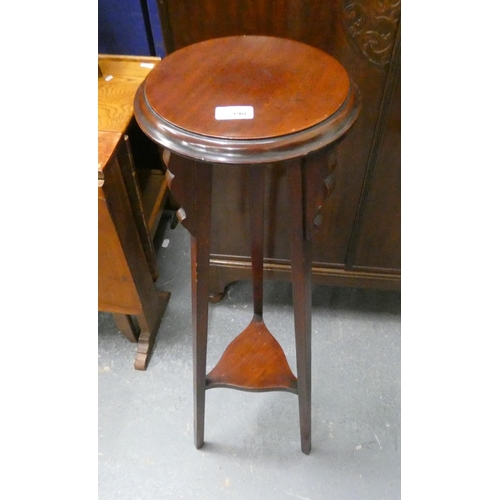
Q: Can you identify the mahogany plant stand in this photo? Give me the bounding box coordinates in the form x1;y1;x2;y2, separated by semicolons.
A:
134;36;360;454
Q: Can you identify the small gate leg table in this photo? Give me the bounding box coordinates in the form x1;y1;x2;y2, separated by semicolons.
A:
134;36;360;454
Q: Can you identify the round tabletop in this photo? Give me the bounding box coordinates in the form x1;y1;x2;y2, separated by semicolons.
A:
135;36;360;164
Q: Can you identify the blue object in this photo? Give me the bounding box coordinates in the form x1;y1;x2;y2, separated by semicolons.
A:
98;0;165;57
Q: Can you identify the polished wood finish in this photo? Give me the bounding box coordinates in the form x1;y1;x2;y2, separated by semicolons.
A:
287;159;313;454
189;161;213;450
249;166;265;317
135;37;359;164
206;318;298;393
135;36;360;453
145;36;349;140
154;0;401;293
98;55;171;370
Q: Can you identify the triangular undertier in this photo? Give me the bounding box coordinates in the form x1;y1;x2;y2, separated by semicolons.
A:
206;316;298;393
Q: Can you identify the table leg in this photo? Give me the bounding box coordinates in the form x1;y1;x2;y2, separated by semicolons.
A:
134;291;171;370
113;313;139;342
249;166;265;317
287;159;312;455
191;162;213;449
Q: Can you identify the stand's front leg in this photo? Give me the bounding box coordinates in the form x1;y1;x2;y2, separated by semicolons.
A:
165;154;213;449
191;162;213;449
287;159;312;455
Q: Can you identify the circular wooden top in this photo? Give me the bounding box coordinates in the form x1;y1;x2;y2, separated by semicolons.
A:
135;36;360;163
144;36;349;140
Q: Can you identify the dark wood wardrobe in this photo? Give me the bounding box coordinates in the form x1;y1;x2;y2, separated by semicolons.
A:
155;0;401;298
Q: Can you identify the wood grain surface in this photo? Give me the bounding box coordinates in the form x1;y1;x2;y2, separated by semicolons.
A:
206;317;298;392
99;55;160;133
144;36;350;140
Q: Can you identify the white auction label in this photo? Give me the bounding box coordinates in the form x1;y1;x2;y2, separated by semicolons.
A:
215;106;254;120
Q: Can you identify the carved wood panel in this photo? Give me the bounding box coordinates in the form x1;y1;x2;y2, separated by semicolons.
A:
342;0;401;67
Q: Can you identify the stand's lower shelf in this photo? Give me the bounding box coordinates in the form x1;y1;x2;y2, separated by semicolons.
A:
206;315;298;393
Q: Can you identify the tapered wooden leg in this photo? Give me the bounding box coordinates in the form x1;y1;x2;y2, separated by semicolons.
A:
249;166;265;317
191;162;213;449
287;160;312;455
